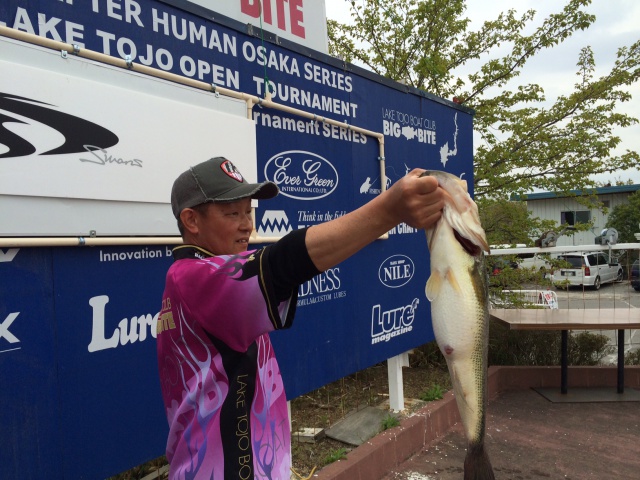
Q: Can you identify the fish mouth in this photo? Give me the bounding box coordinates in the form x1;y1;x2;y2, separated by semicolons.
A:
453;228;483;257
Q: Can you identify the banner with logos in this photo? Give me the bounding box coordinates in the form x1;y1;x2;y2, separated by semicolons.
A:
0;246;172;479
0;0;474;478
53;246;171;478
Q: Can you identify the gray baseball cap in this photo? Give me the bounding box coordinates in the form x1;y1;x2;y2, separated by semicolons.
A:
171;157;278;218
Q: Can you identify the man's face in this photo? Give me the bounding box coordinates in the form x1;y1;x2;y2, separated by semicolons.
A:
191;198;253;255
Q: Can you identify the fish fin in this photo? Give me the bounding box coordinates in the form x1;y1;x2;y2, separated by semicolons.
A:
446;269;462;293
464;443;495;480
427;269;462;300
425;271;442;301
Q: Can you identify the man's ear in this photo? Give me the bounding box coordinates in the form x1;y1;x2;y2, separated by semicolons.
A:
179;208;199;235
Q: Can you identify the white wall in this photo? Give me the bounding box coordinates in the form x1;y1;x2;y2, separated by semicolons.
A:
526;191;637;246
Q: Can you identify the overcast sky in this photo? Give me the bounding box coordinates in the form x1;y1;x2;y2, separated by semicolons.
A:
324;0;640;185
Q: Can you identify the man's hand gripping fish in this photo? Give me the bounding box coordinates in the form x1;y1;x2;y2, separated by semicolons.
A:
421;170;495;480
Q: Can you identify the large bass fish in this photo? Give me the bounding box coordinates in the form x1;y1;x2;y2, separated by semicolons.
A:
422;170;495;480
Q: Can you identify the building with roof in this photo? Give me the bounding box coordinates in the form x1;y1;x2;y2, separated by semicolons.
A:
516;184;640;247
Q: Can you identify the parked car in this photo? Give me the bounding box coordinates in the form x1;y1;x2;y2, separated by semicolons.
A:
487;256;518;276
631;260;640;292
551;252;623;290
518;252;553;272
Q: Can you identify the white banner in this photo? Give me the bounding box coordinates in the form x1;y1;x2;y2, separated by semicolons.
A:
0;38;257;203
0;38;257;235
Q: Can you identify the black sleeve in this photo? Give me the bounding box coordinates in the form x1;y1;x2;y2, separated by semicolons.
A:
264;228;321;302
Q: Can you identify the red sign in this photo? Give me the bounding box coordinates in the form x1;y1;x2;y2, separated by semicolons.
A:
241;0;306;39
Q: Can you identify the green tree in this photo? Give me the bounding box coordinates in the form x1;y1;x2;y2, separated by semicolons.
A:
605;190;640;243
477;197;558;246
328;0;640;198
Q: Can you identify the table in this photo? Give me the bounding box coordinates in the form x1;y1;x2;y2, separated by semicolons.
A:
490;308;640;394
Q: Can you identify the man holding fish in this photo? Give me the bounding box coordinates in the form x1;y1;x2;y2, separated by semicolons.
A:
157;157;493;479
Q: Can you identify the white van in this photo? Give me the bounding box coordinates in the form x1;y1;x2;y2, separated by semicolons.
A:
551;252;623;290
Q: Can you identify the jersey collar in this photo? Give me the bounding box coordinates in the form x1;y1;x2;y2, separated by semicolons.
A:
172;244;215;261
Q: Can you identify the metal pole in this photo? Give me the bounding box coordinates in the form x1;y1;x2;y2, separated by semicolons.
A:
561;330;568;394
617;329;625;394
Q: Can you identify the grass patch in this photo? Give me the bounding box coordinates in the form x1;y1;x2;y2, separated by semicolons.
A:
380;413;400;431
323;447;348;464
419;384;445;401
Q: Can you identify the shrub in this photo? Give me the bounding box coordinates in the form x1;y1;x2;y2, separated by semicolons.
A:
626;349;640;365
489;319;613;366
569;331;614;365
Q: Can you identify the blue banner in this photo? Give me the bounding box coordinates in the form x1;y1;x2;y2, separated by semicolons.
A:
1;246;172;479
53;246;171;478
0;247;59;479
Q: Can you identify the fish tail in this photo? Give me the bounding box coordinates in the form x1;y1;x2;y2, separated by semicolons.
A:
464;443;495;480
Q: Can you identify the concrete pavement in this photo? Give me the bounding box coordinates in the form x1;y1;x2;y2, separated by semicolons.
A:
315;366;640;480
381;388;640;480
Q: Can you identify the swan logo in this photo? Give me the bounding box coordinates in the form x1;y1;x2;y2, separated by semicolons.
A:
264;150;338;200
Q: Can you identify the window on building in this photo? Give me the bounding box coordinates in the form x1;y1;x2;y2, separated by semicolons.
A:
561;210;591;225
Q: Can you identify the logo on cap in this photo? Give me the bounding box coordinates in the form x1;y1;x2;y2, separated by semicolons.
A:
220;160;244;183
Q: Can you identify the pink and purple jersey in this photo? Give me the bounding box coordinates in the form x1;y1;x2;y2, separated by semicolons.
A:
157;245;297;479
